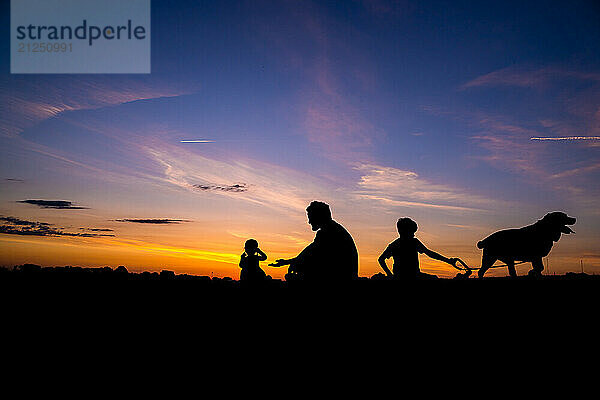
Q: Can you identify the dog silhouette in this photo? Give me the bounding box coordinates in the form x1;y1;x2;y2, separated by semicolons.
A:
477;212;576;278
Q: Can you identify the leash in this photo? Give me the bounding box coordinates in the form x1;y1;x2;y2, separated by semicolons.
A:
452;258;529;278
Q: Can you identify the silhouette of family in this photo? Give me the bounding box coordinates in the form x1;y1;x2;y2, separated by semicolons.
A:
239;201;575;282
239;200;455;283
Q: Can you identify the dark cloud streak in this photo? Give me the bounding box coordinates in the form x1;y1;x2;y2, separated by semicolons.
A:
0;216;114;238
193;183;248;193
0;216;50;226
114;219;189;224
18;200;89;209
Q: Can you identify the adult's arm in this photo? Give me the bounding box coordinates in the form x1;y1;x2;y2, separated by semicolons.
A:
270;241;317;267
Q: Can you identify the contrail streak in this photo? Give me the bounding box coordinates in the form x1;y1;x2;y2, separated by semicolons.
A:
180;140;215;143
531;136;600;141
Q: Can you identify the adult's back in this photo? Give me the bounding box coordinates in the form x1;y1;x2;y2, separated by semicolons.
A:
304;219;358;281
270;201;359;282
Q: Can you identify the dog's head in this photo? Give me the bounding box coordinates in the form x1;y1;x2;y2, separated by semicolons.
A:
540;212;576;242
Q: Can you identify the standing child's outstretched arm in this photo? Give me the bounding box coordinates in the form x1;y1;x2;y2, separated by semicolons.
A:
419;243;458;267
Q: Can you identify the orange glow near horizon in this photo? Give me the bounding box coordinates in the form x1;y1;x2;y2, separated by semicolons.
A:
2;231;595;280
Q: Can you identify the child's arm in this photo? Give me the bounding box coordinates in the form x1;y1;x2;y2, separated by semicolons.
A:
239;253;247;268
256;248;267;261
377;247;393;277
420;243;458;266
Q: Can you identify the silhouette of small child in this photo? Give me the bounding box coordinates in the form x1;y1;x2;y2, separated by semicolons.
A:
239;239;267;282
378;218;458;279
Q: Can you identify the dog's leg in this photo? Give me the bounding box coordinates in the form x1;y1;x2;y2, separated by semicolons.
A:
506;260;517;278
528;258;544;278
477;251;496;278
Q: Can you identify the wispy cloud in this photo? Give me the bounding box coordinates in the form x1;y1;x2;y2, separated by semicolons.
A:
0;76;199;137
18;199;89;209
454;64;600;212
470;131;545;177
300;32;383;162
460;65;600;176
145;142;328;214
461;66;600;90
471;124;600;210
254;1;383;162
549;162;600;179
356;194;479;212
304;97;381;161
354;163;497;212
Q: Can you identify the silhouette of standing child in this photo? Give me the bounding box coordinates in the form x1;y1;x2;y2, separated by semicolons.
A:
378;218;458;279
239;239;268;282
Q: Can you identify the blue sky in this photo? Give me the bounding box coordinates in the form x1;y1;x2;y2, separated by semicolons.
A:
1;0;599;277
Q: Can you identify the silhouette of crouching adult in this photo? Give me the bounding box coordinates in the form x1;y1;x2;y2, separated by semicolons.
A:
270;201;359;283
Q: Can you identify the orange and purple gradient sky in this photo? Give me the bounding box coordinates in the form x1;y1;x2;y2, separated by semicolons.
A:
1;1;599;278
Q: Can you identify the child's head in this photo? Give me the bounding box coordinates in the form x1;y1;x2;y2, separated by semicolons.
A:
244;238;259;252
397;217;418;237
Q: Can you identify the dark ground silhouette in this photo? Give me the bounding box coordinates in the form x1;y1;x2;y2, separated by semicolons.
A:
2;263;598;335
4;263;595;363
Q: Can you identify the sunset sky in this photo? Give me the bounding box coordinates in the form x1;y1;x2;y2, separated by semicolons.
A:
1;0;599;279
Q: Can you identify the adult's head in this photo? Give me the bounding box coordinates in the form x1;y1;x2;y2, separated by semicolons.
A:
306;201;332;231
397;217;418;237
